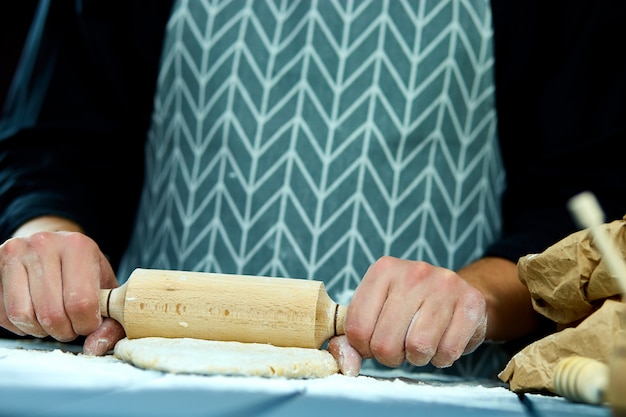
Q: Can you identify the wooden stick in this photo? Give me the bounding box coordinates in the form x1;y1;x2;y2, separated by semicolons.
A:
567;191;626;297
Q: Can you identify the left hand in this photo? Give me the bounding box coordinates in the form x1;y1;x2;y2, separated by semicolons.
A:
0;216;126;356
331;256;487;374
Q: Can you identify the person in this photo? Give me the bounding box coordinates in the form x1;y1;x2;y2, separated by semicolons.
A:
0;0;624;378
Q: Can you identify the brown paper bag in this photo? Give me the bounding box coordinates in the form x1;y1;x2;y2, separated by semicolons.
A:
499;299;626;393
498;217;626;393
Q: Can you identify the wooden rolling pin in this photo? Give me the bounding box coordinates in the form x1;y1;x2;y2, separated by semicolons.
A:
99;268;347;349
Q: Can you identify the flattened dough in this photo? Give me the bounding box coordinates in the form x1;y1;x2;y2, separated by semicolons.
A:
114;337;339;379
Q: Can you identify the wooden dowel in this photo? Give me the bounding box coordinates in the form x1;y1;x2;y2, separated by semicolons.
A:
567;191;626;296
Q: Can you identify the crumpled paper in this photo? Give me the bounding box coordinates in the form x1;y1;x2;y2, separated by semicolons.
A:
498;216;626;393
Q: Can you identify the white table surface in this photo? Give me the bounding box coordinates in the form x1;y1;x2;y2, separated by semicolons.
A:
0;338;611;417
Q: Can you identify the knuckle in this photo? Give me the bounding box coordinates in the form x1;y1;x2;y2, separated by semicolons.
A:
37;308;66;329
370;340;403;367
343;320;367;342
7;310;42;336
369;338;394;358
406;260;433;279
5;304;32;326
405;338;436;366
367;256;396;276
343;320;373;356
0;239;29;272
27;230;94;254
405;336;431;355
433;268;459;289
37;308;76;341
403;261;441;288
373;346;404;368
63;231;92;247
27;231;54;250
343;303;375;339
0;237;26;258
431;344;463;368
64;294;95;318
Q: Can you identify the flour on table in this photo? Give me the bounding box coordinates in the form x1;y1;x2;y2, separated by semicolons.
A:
114;337;339;379
1;341;523;412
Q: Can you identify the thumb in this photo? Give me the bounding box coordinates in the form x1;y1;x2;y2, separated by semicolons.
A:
83;318;126;356
327;335;362;377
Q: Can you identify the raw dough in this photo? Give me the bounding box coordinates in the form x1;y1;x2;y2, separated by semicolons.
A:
114;337;339;379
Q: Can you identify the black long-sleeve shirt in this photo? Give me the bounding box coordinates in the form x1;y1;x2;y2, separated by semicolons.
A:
0;0;173;268
487;1;626;259
1;1;625;271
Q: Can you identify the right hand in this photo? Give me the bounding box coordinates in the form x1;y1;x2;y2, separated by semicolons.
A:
0;217;125;355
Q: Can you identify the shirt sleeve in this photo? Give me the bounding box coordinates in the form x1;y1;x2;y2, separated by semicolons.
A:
485;1;626;262
0;1;173;269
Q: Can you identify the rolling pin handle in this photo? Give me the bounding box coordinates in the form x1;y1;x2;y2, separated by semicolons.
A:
334;304;347;336
98;284;127;325
105;290;112;318
99;289;112;318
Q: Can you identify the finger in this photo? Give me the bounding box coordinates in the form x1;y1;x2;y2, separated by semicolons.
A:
404;297;453;367
368;290;423;368
465;314;488;354
83;318;126;356
59;234;107;335
431;293;487;368
344;259;393;358
0;279;26;336
327;335;362;376
2;255;48;338
26;241;77;342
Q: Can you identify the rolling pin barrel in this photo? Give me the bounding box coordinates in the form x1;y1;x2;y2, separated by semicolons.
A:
99;268;347;349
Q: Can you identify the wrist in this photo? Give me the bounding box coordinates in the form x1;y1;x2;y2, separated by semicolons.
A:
458;257;538;341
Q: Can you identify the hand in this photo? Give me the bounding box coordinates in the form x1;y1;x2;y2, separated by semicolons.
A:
0;217;125;355
342;256;488;370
